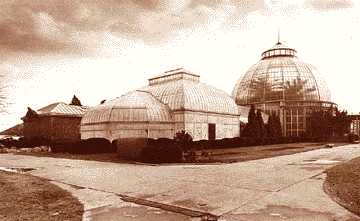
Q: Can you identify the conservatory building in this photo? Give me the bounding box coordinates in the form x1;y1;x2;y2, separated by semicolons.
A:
81;68;240;141
232;41;336;137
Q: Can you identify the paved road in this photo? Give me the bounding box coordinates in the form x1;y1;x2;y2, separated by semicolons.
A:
1;144;360;220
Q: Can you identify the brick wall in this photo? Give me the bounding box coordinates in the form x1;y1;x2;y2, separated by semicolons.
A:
24;115;81;144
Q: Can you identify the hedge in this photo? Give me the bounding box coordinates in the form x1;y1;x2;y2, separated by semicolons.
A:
50;138;116;154
140;138;183;163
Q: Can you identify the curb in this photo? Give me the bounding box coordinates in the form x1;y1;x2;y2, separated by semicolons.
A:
118;194;218;220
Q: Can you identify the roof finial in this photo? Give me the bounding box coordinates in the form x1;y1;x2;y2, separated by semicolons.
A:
277;28;281;44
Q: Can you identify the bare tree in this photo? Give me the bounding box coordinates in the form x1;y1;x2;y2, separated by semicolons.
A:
0;74;8;113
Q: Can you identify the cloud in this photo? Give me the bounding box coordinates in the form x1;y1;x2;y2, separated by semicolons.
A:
0;0;265;55
305;0;354;10
0;1;83;55
96;0;265;44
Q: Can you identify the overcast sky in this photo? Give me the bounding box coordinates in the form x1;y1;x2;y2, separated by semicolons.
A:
0;0;360;130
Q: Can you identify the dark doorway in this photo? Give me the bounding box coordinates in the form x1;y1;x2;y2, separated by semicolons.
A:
208;124;216;140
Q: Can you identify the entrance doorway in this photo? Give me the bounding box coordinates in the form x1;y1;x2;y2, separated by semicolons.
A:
208;124;216;140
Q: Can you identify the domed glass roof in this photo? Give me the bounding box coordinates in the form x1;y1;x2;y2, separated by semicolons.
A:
232;42;331;105
81;90;172;125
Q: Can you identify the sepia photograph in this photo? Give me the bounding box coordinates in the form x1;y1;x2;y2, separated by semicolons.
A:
0;0;360;220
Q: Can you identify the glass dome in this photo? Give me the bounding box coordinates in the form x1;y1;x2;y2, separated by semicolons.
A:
232;42;331;105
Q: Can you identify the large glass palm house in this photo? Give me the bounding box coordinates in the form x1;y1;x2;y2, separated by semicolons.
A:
232;41;336;137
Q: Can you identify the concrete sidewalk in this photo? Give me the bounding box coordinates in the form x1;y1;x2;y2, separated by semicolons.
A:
1;144;360;220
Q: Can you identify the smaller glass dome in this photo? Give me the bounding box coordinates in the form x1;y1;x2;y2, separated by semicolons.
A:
261;42;297;59
81;90;172;125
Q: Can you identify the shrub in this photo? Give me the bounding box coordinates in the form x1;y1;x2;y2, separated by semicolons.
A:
24;137;51;147
50;138;115;154
0;136;29;148
50;143;69;153
116;138;147;160
174;130;193;151
348;133;359;142
140;138;183;163
192;140;209;150
78;138;114;154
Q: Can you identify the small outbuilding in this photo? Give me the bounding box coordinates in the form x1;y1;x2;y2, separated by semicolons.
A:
22;102;87;144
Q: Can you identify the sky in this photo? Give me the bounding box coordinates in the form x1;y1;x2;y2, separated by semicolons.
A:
0;0;360;130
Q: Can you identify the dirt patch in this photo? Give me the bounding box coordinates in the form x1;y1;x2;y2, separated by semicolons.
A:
324;157;360;218
0;171;84;221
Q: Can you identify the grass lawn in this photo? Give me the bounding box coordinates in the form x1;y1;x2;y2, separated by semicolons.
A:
193;142;348;163
0;171;83;221
324;157;360;218
15;142;348;164
16;152;129;163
